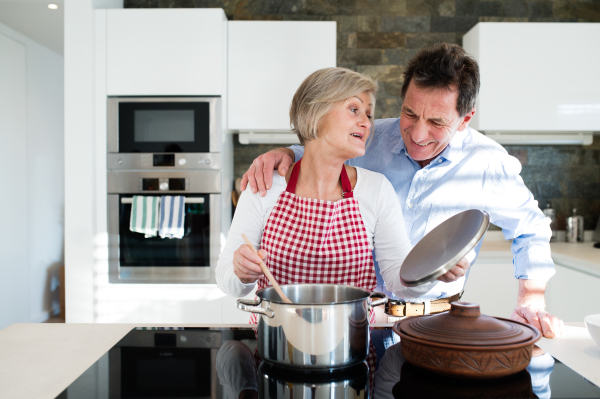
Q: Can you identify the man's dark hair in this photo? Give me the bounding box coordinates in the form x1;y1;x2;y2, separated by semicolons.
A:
401;43;480;117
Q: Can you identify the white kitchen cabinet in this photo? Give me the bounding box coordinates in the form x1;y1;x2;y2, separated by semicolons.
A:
228;21;336;137
545;264;600;323
106;9;227;96
461;254;519;319
463;23;600;134
463;252;600;323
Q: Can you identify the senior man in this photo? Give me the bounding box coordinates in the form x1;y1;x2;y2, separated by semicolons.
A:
241;43;563;338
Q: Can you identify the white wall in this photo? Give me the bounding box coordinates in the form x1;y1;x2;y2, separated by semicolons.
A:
64;0;96;323
0;22;64;330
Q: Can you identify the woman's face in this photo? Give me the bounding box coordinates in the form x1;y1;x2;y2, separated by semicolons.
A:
316;91;373;160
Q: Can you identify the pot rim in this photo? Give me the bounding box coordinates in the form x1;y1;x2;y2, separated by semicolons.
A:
393;316;541;351
256;283;373;305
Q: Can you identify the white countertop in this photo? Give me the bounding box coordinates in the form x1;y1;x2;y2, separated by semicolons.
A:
480;231;600;275
1;322;598;399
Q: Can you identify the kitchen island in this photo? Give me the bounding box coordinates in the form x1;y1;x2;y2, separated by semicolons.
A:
1;322;599;399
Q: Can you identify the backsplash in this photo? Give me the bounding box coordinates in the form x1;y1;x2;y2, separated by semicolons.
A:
125;0;600;231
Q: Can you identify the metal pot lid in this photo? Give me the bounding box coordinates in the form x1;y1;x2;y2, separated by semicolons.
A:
395;302;540;347
400;209;490;287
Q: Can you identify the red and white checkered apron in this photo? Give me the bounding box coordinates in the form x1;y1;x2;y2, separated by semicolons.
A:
249;158;377;322
250;159;378;384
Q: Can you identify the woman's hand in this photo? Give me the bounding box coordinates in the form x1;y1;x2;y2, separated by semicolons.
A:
233;244;268;284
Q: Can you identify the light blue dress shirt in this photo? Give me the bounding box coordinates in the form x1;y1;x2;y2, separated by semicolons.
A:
291;118;555;301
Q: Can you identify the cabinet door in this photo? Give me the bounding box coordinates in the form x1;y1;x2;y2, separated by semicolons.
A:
228;21;336;131
460;255;518;319
546;265;600;322
106;9;226;96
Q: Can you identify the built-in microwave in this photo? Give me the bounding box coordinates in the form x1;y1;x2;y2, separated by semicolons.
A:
107;96;222;170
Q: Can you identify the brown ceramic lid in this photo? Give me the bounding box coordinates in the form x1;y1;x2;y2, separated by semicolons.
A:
397;302;540;346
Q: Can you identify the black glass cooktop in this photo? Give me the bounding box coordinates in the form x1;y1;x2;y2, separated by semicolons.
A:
57;327;600;399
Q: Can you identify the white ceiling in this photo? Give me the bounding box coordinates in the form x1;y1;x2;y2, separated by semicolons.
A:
0;0;64;54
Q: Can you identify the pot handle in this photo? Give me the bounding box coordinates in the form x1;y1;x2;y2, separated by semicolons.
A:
369;292;388;310
237;298;275;318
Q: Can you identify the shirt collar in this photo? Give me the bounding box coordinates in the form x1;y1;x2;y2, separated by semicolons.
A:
439;129;466;163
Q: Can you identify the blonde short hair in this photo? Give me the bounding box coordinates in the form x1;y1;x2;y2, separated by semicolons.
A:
290;67;378;146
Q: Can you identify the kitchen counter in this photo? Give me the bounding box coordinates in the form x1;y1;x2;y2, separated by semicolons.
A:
0;323;245;399
480;231;600;275
1;322;599;399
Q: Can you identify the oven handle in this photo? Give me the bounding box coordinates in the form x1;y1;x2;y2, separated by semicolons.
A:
237;298;275;318
120;197;205;204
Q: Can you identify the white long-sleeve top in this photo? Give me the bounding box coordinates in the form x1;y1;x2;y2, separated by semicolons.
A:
216;167;434;299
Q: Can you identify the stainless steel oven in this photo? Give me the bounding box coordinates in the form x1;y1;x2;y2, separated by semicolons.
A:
107;95;232;284
108;171;222;284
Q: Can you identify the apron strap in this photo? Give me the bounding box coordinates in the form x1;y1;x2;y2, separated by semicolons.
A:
286;158;354;198
340;164;353;198
285;158;302;193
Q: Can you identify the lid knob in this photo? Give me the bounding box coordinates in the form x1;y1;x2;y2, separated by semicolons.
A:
450;302;481;317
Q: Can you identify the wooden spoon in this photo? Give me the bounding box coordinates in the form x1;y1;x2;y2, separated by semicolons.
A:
242;233;292;304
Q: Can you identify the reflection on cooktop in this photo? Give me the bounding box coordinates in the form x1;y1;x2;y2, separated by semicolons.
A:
56;327;600;399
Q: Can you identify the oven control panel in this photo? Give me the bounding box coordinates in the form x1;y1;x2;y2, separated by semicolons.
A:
140;178;189;192
108;153;220;170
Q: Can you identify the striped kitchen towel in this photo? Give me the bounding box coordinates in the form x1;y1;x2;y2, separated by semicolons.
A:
130;196;160;238
159;196;185;239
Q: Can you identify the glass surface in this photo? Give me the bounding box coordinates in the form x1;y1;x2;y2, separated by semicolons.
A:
119;195;210;267
153;154;175;167
134;110;194;142
169;178;186;191
118;102;210;153
58;328;600;399
142;179;159;191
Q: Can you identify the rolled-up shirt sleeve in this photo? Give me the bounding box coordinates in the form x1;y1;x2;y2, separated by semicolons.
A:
487;153;555;282
289;145;305;162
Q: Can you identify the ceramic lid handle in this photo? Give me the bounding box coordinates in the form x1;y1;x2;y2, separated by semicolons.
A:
450;302;481;317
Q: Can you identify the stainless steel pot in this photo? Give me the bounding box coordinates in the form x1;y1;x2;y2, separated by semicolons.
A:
237;284;387;369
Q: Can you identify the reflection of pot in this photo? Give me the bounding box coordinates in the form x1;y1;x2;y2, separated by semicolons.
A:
258;361;368;399
238;284;386;369
392;361;537;399
393;302;541;378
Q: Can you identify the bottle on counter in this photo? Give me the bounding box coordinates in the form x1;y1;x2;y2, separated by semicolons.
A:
566;208;584;243
543;203;558;242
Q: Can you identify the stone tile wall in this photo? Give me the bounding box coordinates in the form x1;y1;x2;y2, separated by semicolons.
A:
125;0;600;231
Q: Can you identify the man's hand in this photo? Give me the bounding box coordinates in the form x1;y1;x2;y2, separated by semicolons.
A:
233;245;268;284
437;257;470;283
240;148;295;197
511;279;564;338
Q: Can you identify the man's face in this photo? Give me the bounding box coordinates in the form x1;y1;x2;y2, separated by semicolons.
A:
399;80;475;167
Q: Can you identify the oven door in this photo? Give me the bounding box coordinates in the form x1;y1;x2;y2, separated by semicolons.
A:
108;194;220;284
107;97;221;154
108;170;222;284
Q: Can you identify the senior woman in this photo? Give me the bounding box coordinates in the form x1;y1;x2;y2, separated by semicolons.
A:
217;67;426;320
